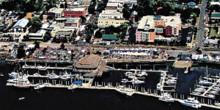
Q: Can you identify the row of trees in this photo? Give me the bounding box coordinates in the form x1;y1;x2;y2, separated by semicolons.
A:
1;0;58;12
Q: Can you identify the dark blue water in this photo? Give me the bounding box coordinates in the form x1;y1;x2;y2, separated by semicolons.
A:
0;62;218;110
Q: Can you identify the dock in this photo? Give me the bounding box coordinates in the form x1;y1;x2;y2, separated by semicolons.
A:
202;78;220;96
5;82;220;109
22;65;72;70
173;60;193;73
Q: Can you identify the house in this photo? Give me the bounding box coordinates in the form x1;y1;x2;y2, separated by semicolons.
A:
48;8;64;19
77;0;91;5
64;18;81;29
12;18;29;32
64;8;86;18
97;10;126;28
55;30;73;42
28;30;46;41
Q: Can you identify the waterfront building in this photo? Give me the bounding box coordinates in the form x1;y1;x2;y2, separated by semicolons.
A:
136;14;181;43
64;8;86;18
97;10;126;28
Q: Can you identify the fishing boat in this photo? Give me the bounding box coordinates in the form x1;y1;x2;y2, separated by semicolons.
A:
159;93;175;103
179;97;201;109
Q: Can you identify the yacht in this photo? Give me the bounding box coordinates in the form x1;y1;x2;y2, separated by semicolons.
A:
125;72;135;79
179;97;201;109
206;94;215;99
121;78;128;83
131;78;144;85
159;93;175;103
33;73;41;76
136;71;148;77
37;66;47;71
116;87;134;96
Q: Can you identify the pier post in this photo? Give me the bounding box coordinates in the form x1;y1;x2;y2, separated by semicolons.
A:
153;64;155;70
166;65;168;71
45;63;47;67
140;64;141;70
35;63;36;67
126;64;128;69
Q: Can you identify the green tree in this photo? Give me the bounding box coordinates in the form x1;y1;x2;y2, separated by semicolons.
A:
122;4;131;19
29;17;42;33
60;42;65;49
43;31;52;42
34;41;40;49
88;2;96;14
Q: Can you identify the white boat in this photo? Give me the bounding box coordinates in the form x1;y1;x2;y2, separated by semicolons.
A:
68;85;76;90
214;102;220;106
131;78;144;85
0;73;4;77
60;71;71;80
179;97;201;109
33;73;41;76
159;93;175;103
165;80;176;85
136;71;148;77
157;83;161;90
18;97;25;100
47;72;60;79
125;72;135;79
37;66;47;71
206;94;215;99
121;78;128;83
116;87;134;96
34;84;45;90
8;72;19;79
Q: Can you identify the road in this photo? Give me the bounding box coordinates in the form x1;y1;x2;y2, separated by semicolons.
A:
195;0;207;50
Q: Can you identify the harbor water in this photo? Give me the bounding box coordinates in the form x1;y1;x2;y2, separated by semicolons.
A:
0;62;219;110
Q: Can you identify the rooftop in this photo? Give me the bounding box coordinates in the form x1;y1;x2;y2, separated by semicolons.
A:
65;18;80;24
13;18;29;28
106;3;119;7
65;8;86;12
102;34;118;40
74;55;102;69
48;8;64;13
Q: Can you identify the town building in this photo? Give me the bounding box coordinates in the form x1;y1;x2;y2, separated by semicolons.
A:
108;0;137;5
105;3;119;10
97;10;126;28
12;18;29;32
64;8;86;18
28;30;47;41
55;30;73;42
48;8;64;19
64;18;81;29
136;14;181;43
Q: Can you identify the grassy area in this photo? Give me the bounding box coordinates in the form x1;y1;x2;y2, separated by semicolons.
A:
210;28;220;37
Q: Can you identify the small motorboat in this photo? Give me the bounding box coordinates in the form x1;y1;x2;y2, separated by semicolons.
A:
18;97;25;101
